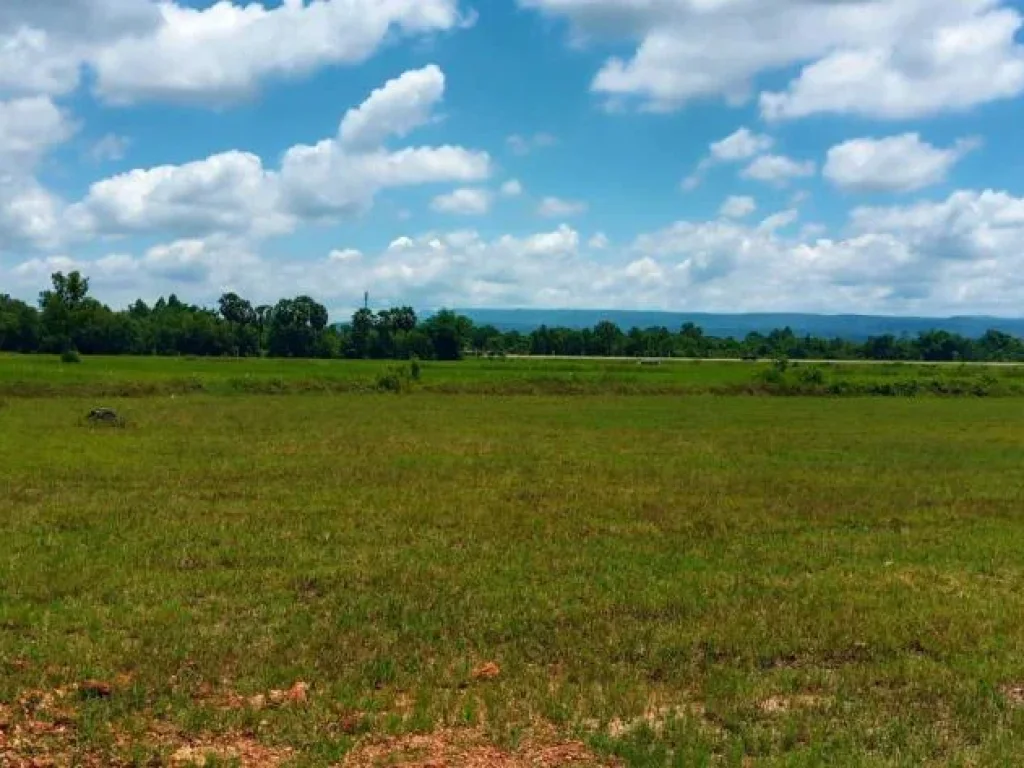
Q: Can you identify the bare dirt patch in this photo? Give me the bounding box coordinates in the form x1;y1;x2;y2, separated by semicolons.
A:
0;682;296;768
342;727;614;768
1001;684;1024;708
757;694;832;715
168;736;293;767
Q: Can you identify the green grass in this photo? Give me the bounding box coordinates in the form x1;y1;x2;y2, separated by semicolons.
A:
4;352;1024;397
3;359;1024;765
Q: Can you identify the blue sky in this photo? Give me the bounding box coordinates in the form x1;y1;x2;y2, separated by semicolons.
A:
3;0;1024;317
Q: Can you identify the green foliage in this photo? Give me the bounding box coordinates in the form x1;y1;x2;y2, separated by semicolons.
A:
8;271;1024;365
797;365;826;386
267;296;330;358
60;349;81;364
375;361;421;393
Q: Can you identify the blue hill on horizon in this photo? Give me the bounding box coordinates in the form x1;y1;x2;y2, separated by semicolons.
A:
455;309;1024;341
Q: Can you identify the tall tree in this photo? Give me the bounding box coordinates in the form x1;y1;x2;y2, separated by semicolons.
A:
38;271;90;353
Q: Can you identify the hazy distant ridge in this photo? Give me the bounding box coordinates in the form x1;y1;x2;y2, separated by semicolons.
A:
457;310;1024;341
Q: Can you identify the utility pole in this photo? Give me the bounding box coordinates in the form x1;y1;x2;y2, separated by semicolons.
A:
364;291;369;310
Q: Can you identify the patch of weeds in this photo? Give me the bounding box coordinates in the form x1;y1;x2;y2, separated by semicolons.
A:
375;362;420;393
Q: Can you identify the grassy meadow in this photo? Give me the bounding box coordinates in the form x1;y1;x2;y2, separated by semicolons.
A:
3;352;1024;397
3;354;1024;766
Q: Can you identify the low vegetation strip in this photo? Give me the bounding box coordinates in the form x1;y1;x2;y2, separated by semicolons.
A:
2;354;1023;398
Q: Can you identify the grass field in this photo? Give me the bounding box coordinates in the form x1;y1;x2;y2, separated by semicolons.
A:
3;355;1024;766
3;353;1024;397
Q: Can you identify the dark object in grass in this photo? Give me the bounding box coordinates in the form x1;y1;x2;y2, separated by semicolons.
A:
87;407;124;426
60;349;81;364
79;679;113;699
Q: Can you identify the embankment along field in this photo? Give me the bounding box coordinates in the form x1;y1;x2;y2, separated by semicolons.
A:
2;354;1024;766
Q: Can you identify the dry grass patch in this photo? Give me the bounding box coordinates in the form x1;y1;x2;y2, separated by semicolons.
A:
342;727;612;768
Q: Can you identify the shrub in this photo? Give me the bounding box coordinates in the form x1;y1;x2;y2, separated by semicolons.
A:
756;366;787;386
797;366;826;386
60;349;81;364
376;362;421;393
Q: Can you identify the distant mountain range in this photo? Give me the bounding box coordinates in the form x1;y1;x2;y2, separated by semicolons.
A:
456;309;1024;341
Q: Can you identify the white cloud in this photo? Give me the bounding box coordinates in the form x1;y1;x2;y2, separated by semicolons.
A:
67;150;293;239
538;196;588;218
12;188;1024;316
506;132;558;156
824;134;979;193
742;154;816;185
711;128;773;162
11;255;80;281
339;65;445;150
61;66;490;241
520;0;1024;119
761;7;1024;120
329;248;362;263
720;195;756;219
89;133;130;163
0;0;462;105
849;190;1024;260
0;96;76;170
684;127;774;189
500;179;524;197
280;144;490;219
0;0;159;97
759;209;799;232
0;175;64;251
92;0;464;105
430;187;493;216
589;232;610;249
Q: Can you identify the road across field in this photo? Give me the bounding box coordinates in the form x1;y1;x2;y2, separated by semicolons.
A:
505;354;1024;367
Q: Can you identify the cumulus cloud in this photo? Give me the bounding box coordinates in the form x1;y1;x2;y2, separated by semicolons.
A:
60;66;489;241
742;154;816;186
431;187;493;216
0;0;463;104
520;0;1024;118
92;0;464;105
684;127;774;190
538;196;588;218
66;150;294;239
0;96;76;171
339;65;446;150
0;175;64;252
711;128;773;162
720;196;757;219
824;134;979;193
280;144;490;220
11;188;1024;316
759;209;799;232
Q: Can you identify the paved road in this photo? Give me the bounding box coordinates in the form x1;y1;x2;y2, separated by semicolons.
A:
505;355;1024;367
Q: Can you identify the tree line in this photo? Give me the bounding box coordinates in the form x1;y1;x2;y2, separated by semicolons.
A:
3;271;1024;363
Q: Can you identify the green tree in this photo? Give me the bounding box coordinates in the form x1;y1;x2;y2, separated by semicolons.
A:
0;294;41;352
268;296;330;357
38;271;90;353
217;292;259;356
422;309;473;361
